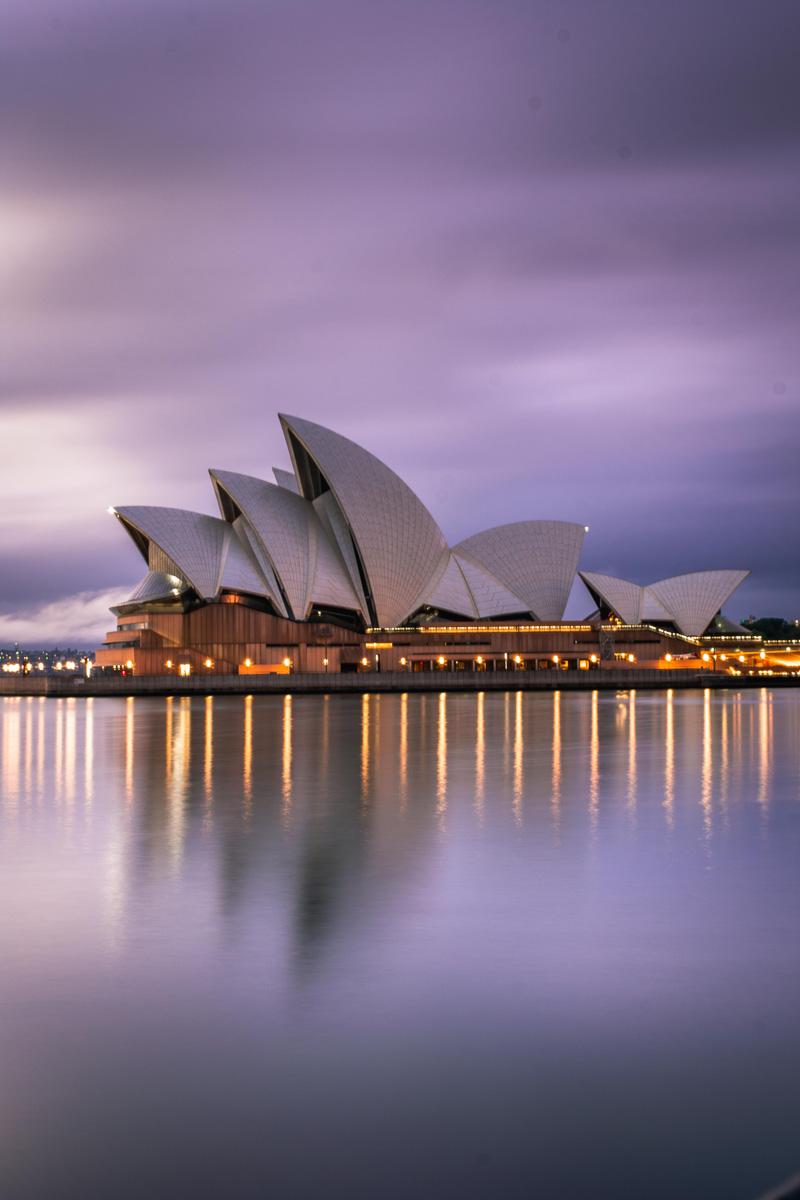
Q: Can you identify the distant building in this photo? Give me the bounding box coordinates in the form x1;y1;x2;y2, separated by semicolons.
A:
96;414;751;676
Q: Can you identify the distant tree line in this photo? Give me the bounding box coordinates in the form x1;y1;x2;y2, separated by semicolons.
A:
742;617;798;638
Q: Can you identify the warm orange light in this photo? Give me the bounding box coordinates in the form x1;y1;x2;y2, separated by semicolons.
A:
739;654;745;663
204;658;213;668
702;652;710;662
361;656;368;666
165;659;173;669
125;659;134;669
589;654;597;663
760;650;766;659
628;654;635;663
283;657;291;668
552;654;559;663
400;656;407;666
720;654;727;661
476;655;483;664
323;657;328;666
665;653;672;662
437;656;446;666
513;654;522;664
244;658;252;667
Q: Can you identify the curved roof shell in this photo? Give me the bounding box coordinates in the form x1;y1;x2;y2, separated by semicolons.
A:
419;553;478;619
308;513;366;615
219;523;274;598
280;414;448;628
647;570;749;637
639;588;674;623
127;570;184;604
110;415;751;637
272;467;300;494
580;568;750;635
228;515;288;615
114;506;229;599
312;491;370;617
456;521;585;621
451;553;529;618
579;571;643;624
211;471;312;617
211;469;363;620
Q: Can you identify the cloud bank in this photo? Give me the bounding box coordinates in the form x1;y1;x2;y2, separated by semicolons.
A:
0;588;132;648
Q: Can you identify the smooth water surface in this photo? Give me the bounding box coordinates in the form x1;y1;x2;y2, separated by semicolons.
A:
1;688;799;1199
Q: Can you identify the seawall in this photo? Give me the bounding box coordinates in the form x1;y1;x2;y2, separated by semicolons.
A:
0;668;796;699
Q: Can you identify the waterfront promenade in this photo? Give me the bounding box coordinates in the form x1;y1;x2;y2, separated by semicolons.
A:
1;668;796;699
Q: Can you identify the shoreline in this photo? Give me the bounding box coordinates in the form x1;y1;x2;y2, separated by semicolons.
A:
1;668;797;699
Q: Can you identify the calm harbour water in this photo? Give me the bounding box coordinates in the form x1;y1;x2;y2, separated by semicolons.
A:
1;688;799;1199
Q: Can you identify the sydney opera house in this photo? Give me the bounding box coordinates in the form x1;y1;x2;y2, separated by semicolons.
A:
96;414;753;677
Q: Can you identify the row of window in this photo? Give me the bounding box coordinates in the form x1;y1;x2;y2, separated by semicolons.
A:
355;656;603;672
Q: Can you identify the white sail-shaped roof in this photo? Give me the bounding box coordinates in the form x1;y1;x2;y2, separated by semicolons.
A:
211;470;312;617
110;414;752;639
229;515;287;614
579;571;643;624
280;414;448;627
312;492;369;618
308;517;365;613
419;553;478;618
127;570;184;603
455;521;585;621
211;469;363;620
639;588;674;623
114;506;229;599
219;524;273;597
579;568;750;634
453;553;529;618
273;467;300;494
647;570;749;636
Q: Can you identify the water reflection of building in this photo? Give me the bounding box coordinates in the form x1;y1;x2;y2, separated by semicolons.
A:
0;688;783;971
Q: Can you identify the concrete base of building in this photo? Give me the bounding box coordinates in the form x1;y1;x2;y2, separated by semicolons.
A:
2;668;798;699
89;597;798;686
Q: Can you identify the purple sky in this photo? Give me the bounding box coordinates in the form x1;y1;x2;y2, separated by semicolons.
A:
2;0;798;639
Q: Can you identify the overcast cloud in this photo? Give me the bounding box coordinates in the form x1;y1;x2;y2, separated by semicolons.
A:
2;0;798;640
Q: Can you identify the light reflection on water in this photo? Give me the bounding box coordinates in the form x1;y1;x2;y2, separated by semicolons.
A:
0;688;799;1200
